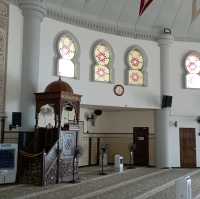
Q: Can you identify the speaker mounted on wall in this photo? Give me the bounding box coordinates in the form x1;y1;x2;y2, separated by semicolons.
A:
12;112;22;127
161;95;172;108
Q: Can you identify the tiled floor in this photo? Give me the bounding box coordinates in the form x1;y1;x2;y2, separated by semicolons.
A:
0;166;199;199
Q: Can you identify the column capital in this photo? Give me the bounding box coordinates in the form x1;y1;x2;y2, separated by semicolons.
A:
18;0;46;20
158;33;174;47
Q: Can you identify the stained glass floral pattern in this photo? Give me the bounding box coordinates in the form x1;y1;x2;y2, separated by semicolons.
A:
94;65;110;82
185;51;200;88
128;49;144;70
126;47;145;86
94;44;111;66
128;70;144;85
92;40;113;82
58;36;75;60
57;32;79;78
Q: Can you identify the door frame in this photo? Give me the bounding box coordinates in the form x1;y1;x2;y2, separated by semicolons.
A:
133;127;149;166
179;128;196;168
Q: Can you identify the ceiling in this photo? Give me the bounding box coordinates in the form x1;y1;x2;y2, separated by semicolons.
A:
46;0;200;42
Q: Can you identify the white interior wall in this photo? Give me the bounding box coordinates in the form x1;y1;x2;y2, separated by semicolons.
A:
6;4;200;168
168;115;200;167
78;108;155;166
170;41;200;116
156;40;200;168
88;110;155;134
6;5;160;125
157;40;200;167
39;18;160;109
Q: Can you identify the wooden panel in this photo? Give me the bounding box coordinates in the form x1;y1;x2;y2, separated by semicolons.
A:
133;127;149;166
180;128;196;168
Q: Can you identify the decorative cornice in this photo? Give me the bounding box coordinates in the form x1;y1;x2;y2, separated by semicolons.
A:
8;0;18;5
18;0;46;19
46;3;157;42
158;33;174;46
45;3;200;43
175;36;200;43
10;1;200;43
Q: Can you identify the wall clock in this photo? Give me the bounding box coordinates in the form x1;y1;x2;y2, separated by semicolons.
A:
113;84;124;96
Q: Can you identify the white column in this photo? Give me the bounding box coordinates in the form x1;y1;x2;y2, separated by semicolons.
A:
156;33;174;168
19;0;46;131
159;33;174;95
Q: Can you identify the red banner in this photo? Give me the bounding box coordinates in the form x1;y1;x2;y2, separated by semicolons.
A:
139;0;154;16
192;0;200;23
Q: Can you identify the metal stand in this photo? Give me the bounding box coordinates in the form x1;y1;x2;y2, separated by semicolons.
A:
127;151;135;169
70;145;81;183
71;156;76;183
99;148;107;175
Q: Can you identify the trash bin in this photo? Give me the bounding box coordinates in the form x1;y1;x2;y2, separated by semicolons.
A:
114;154;124;173
175;176;192;199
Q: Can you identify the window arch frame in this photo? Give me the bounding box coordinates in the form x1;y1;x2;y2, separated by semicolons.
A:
184;50;200;89
55;31;80;79
91;39;114;83
125;45;148;86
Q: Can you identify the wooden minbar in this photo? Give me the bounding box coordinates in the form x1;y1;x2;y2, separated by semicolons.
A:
18;78;81;185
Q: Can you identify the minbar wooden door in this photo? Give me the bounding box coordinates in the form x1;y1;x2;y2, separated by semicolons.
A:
59;130;78;182
133;127;149;166
179;128;196;168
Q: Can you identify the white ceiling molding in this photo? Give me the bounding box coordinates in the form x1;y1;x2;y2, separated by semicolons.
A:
8;0;18;5
8;0;200;43
46;3;157;41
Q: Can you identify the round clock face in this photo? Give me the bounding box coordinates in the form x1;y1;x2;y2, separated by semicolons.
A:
185;51;200;74
113;84;124;96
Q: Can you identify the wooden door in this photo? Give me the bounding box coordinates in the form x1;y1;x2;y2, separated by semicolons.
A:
133;127;149;166
180;128;196;168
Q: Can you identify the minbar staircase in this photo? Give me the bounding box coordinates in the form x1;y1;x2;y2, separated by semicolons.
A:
17;129;79;186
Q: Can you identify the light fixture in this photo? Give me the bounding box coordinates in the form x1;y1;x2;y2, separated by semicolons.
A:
86;109;103;126
169;120;178;127
163;27;172;34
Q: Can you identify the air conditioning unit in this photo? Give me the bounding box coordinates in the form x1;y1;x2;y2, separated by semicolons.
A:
0;143;18;184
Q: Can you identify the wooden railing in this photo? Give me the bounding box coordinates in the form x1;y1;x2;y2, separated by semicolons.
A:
18;140;59;186
18;151;44;185
43;140;58;185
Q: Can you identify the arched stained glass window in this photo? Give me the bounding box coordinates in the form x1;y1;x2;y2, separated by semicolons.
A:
185;51;200;88
92;40;113;82
56;31;79;79
126;46;147;86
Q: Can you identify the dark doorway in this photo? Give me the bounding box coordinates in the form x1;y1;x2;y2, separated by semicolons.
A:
179;128;196;168
133;127;149;166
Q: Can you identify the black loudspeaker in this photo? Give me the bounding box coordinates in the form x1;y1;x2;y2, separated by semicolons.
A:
161;95;172;108
12;112;22;127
